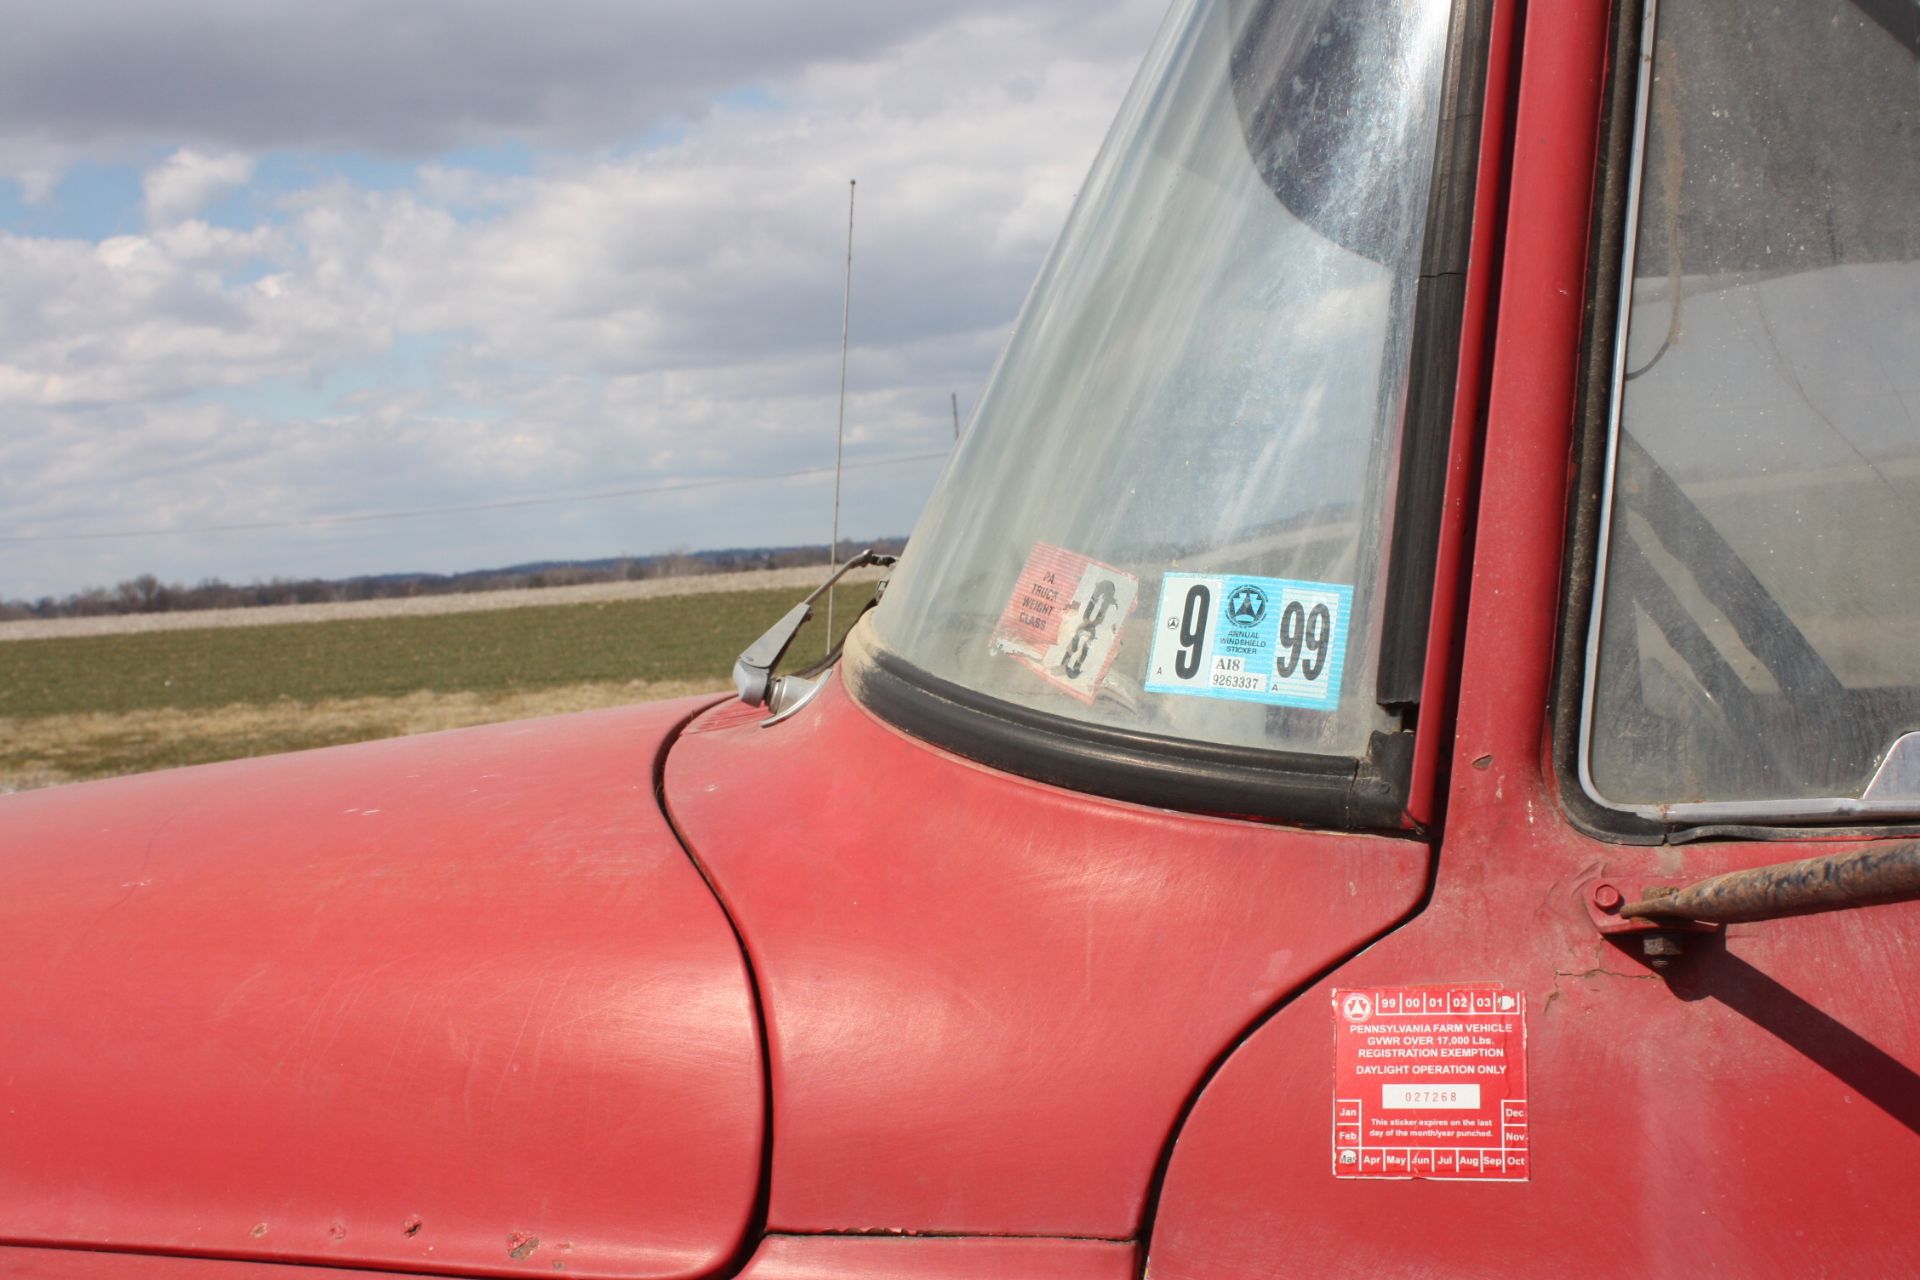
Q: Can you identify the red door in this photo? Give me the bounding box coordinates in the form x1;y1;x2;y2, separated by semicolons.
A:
1147;0;1920;1273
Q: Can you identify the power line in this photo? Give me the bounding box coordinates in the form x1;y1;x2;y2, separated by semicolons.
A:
0;450;949;546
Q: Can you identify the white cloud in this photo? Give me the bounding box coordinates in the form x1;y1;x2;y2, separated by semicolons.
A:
15;169;58;204
0;1;1166;598
142;147;254;224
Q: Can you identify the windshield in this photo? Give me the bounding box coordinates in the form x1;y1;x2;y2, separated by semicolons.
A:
1582;0;1920;818
863;0;1456;762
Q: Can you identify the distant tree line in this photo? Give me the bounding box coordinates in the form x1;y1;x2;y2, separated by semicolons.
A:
0;538;907;622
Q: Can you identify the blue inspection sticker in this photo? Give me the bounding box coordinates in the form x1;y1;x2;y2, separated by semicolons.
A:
1143;573;1353;711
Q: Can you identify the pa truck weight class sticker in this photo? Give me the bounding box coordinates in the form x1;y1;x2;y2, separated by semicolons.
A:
1144;572;1352;710
1332;986;1529;1181
990;542;1139;703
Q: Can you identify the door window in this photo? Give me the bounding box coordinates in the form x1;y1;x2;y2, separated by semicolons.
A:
1581;0;1920;819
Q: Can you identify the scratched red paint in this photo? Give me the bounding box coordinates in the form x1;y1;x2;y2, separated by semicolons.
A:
0;698;759;1279
734;1234;1136;1279
668;673;1430;1237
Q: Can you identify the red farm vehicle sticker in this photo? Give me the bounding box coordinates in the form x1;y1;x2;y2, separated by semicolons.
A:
990;542;1138;702
1332;985;1529;1181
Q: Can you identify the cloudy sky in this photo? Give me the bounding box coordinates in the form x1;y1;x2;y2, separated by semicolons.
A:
0;0;1165;599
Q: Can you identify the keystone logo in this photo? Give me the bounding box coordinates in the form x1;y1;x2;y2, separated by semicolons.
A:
1225;584;1268;626
1341;993;1373;1023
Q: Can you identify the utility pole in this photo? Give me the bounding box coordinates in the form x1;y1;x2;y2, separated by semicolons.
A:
951;392;961;441
827;179;855;653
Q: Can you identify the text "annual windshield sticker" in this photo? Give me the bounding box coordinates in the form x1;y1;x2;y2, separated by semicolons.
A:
990;542;1139;703
1143;573;1352;710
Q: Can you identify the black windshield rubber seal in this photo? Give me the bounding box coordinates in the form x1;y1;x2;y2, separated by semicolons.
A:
1374;0;1498;710
849;645;1413;830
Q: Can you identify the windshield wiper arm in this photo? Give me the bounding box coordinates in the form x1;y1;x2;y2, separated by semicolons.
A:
1621;843;1920;925
733;549;897;710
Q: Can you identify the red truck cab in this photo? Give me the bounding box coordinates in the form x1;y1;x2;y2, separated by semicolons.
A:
5;0;1918;1275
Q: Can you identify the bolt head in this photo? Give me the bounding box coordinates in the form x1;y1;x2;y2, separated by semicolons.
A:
1591;883;1624;912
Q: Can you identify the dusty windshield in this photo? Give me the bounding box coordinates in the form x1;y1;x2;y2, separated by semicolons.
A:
1583;0;1920;817
865;0;1455;759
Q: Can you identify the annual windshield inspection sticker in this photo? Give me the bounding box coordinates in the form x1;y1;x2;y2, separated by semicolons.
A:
1143;572;1352;710
991;542;1139;703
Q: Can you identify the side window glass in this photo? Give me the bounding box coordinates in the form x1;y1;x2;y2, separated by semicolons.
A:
1582;0;1920;818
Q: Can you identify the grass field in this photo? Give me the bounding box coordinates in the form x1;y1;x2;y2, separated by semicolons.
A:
0;581;875;791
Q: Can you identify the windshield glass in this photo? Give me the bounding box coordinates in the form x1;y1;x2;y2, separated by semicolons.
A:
1582;0;1920;816
864;0;1455;760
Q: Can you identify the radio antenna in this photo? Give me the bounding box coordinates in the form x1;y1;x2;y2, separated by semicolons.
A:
827;178;855;653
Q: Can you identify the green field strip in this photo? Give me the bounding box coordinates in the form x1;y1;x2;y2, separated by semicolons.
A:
0;583;876;720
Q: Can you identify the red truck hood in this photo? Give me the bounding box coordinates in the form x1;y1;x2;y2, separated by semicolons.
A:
0;698;761;1279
